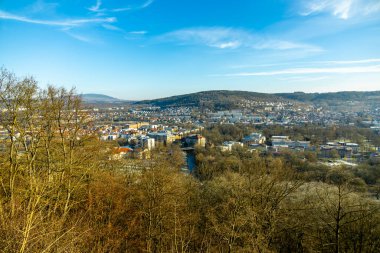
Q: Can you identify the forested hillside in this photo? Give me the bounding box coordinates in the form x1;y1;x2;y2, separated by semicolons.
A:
135;90;281;110
134;89;380;110
276;91;380;102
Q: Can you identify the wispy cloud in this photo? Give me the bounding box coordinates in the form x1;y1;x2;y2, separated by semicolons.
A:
157;27;249;49
299;0;380;19
222;65;380;77
102;24;123;31
158;27;322;51
228;58;380;70
101;25;148;38
65;32;93;43
60;26;98;43
141;0;155;9
88;0;154;14
129;31;148;35
101;24;148;37
0;10;116;27
321;58;380;64
111;7;132;12
254;39;322;52
300;0;352;19
88;0;102;12
278;76;329;82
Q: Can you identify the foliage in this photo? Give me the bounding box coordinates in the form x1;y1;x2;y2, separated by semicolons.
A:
1;69;380;252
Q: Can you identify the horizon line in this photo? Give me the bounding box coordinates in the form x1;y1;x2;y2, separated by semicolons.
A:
81;89;380;101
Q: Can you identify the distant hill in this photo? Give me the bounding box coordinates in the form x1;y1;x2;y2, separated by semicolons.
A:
134;90;380;110
81;94;122;103
276;91;380;102
134;90;281;110
80;90;380;108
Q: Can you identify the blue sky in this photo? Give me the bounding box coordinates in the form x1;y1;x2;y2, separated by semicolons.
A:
0;0;379;100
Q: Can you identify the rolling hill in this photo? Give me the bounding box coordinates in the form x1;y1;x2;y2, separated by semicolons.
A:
275;91;380;102
134;90;380;110
81;94;123;104
82;90;380;109
134;90;282;110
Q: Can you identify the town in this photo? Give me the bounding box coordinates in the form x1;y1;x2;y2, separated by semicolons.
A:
88;96;380;170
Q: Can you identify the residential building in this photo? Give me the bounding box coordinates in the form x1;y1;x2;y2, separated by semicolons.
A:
242;132;266;145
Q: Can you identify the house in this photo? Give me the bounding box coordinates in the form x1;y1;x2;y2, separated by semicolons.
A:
148;131;175;145
242;132;266;145
271;136;291;147
112;146;133;159
320;142;355;158
100;134;118;141
346;143;359;153
218;141;244;152
124;122;149;129
289;141;310;149
271;136;310;150
140;136;155;150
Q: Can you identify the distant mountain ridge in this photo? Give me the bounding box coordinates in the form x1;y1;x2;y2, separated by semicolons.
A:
134;90;281;110
134;90;380;110
82;90;380;108
276;91;380;102
81;93;123;103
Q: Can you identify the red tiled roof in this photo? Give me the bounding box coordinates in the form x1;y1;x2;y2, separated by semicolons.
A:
113;147;133;154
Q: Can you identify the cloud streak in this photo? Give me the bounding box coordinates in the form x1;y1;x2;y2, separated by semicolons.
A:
102;24;123;31
299;0;380;19
64;32;93;43
88;0;102;12
88;0;154;14
228;58;380;71
158;27;322;52
0;10;116;27
222;65;380;77
278;76;329;82
321;58;380;64
129;31;148;35
141;0;155;9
